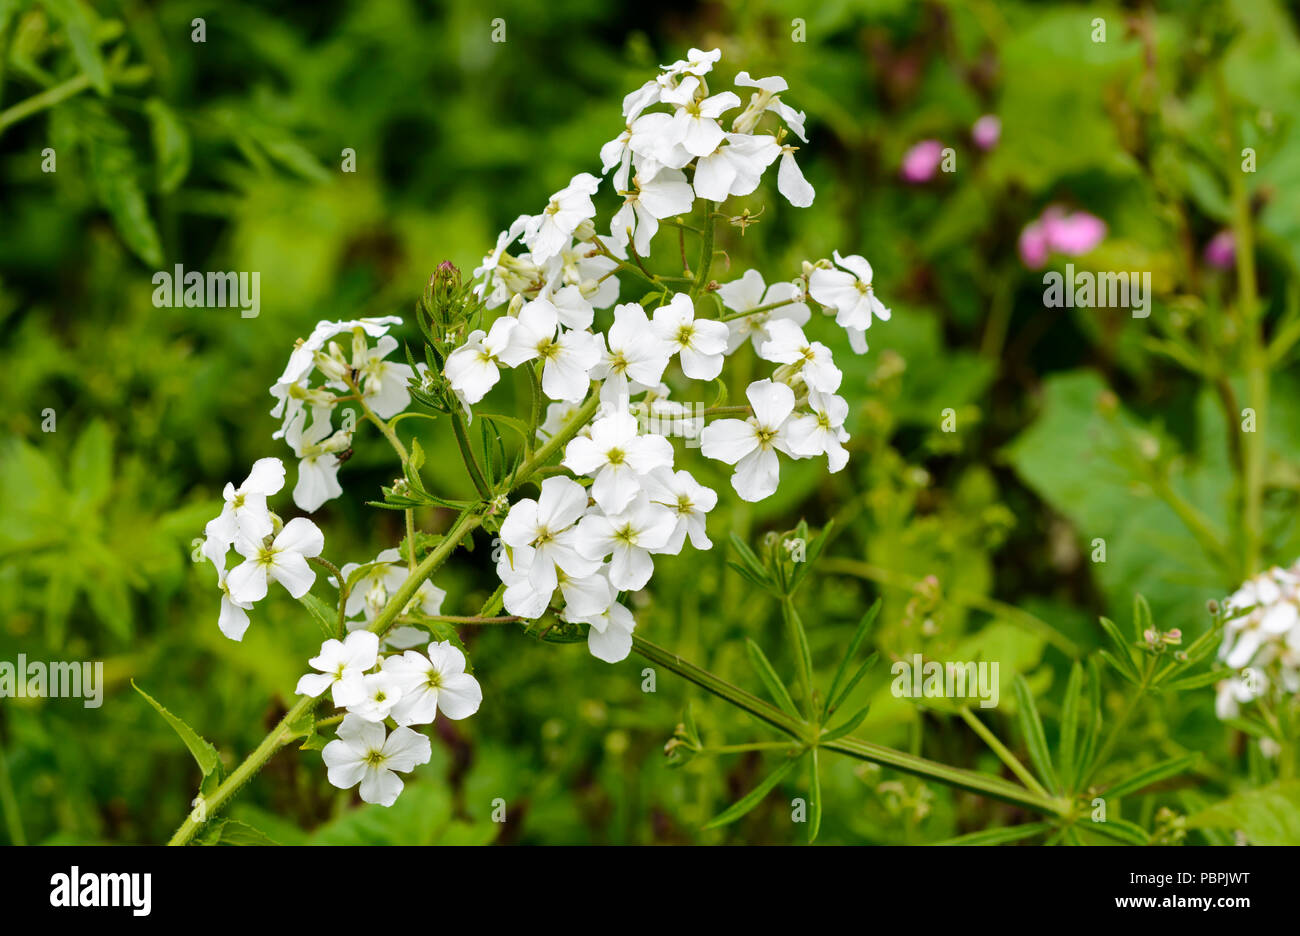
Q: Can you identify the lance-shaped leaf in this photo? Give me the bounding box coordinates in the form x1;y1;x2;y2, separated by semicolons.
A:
745;639;799;718
1102;754;1200;800
1058;662;1083;790
1013;675;1058;795
702;756;800;831
807;750;822;844
1086;816;1150;845
931;822;1052;846
824;599;881;717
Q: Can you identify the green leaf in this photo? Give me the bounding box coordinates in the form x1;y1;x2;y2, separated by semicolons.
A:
727;534;772;587
298;592;337;637
780;600;814;712
132;681;220;779
70;420;112;507
144;98;191;193
819;703;871;743
87;129;163;266
1059;662;1083;789
1103;754;1200;800
44;0;109;95
1187;781;1300;845
807;750;822;844
788;519;833;592
702;756;799;831
744;639;799;718
1077;657;1103;779
1132;593;1154;642
1086;817;1150;845
931;822;1052;846
826;651;879;718
1013;675;1058;795
825;599;881;716
198;818;281;846
1161;669;1229;691
1098;616;1138;678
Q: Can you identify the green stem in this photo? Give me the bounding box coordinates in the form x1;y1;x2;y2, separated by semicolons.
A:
0;739;25;846
958;707;1052;799
451;410;492;500
690;200;717;299
0;72;92;134
630;635;1067;816
509;387;601;489
168;694;321;846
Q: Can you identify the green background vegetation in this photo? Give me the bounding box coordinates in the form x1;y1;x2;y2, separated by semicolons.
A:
2;0;1299;844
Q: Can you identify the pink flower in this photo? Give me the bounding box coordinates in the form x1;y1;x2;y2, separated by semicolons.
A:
1018;221;1051;269
1204;229;1235;270
1018;205;1108;269
900;139;945;183
1041;207;1107;256
972;115;1000;151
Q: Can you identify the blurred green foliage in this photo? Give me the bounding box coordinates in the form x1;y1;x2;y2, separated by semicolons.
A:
1;0;1299;844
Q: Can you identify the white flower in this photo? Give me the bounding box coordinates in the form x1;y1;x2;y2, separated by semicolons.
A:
499;476;601;596
562;411;674;513
575;493;676;591
382;642;483;726
321;714;431;807
497;543;551;619
609;169;695;257
786;389;850;472
758;318;843;393
644;467;717;553
651;293;729;380
273;317;402;390
692;133;781;202
444;316;519;406
718;270;811;354
732;72;808;141
591;303;673;404
1216;671;1267;720
565;601;637;664
350;334;415;419
227;516;324;604
700;378;798;502
201;535;254;641
285;408;351;513
499;298;601;403
347;671;405;723
205;457;285;545
1220;565;1300;670
556;567;616;619
546;283;597;330
295;630;380;708
660;47;721;81
473;214;532;305
809;251;891;336
663;79;741;158
777;144;815;207
525;172;601;264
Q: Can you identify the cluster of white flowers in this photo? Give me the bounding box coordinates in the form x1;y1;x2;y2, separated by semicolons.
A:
269;316;416;512
200;457;325;641
197;49;892;810
294;630;481;805
1216;561;1300;735
449;50;894;664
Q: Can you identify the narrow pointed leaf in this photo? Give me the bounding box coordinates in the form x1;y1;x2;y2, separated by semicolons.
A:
702;757;800;831
1103;754;1200;799
825;599;880;716
745;639;799;718
932;822;1051;846
1013;675;1058;795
